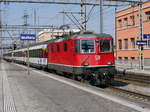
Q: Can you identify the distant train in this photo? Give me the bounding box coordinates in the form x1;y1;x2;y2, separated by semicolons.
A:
3;31;116;86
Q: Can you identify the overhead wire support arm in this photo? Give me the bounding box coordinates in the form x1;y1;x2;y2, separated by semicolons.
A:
59;11;84;30
71;13;84;30
104;0;142;3
65;14;82;30
0;0;130;6
59;11;84;15
86;5;95;23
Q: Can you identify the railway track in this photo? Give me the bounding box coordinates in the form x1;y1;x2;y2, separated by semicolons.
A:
45;69;150;104
115;74;150;84
105;87;150;104
8;61;150;105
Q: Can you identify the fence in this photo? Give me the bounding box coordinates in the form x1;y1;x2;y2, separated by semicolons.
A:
116;60;150;71
116;60;140;69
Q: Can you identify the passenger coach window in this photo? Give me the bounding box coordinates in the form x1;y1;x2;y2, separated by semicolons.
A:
81;40;95;53
100;39;112;52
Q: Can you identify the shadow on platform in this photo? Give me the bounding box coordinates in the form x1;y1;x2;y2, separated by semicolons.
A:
111;80;129;87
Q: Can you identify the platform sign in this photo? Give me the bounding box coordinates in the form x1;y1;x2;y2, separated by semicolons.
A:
20;34;36;75
143;34;150;39
20;34;36;40
136;40;147;46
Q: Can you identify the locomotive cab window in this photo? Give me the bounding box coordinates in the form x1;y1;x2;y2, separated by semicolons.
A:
81;40;95;53
100;39;113;53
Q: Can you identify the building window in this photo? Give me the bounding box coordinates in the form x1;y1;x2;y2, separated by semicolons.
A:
124;57;128;63
57;44;60;52
124;39;128;50
118;40;122;50
131;57;135;60
131;57;135;64
145;11;150;21
130;16;135;26
124;18;128;28
118;57;122;63
118;19;122;28
118;57;122;60
148;40;150;48
131;38;135;48
64;43;68;52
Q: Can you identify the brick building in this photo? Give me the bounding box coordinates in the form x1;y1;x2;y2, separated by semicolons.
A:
116;1;150;66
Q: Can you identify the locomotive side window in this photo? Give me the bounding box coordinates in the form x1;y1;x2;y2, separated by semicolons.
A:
75;40;80;53
51;45;54;53
57;44;60;52
81;40;95;53
64;43;68;52
100;39;113;52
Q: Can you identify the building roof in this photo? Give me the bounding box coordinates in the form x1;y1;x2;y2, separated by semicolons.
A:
116;0;150;17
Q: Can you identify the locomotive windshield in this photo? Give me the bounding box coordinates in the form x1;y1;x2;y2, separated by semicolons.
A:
81;40;95;53
100;39;113;52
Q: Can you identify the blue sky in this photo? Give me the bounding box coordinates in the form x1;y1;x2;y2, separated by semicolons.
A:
1;0;148;45
2;2;116;35
4;0;144;46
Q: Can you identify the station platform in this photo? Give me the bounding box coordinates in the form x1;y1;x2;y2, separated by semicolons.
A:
0;60;150;112
117;67;150;76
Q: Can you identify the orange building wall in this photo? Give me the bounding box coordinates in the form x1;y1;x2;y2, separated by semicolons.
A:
116;1;150;61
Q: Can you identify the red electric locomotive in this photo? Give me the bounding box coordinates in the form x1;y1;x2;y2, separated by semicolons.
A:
47;31;116;86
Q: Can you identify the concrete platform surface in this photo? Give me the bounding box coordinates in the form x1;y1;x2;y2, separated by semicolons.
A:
117;67;150;76
0;61;150;112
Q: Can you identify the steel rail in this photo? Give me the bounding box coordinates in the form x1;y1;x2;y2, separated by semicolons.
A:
107;87;150;104
115;74;150;84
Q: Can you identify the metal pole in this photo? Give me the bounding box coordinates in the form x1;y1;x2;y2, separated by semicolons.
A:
100;0;103;33
115;7;117;59
138;2;144;70
34;9;36;42
84;0;87;30
27;41;30;75
81;0;84;30
0;3;2;61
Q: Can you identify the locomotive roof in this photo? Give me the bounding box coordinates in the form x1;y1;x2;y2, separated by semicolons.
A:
49;33;112;42
24;33;112;45
73;33;113;39
11;33;113;51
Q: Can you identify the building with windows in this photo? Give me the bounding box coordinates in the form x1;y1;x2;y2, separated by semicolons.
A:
116;1;150;66
38;29;80;42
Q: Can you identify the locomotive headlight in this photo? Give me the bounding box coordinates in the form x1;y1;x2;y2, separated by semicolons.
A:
83;62;89;66
107;61;112;65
